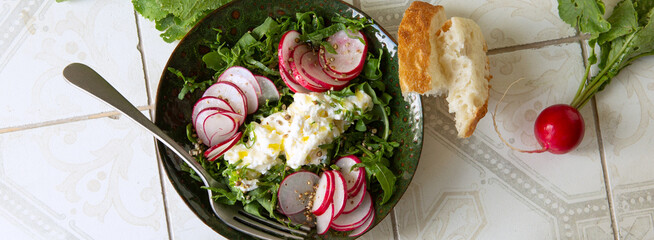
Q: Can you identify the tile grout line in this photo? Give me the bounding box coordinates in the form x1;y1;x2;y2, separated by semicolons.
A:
390;209;400;240
577;36;620;240
592;97;619;240
487;34;590;56
133;10;175;240
0;106;153;134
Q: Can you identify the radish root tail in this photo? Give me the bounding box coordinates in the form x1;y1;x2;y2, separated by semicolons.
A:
492;78;548;154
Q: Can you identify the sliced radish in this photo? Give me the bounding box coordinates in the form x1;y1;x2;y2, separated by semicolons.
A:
191;96;234;124
335;155;364;194
322;30;367;75
299;51;350;91
290;45;327;92
331;170;347;219
331;192;373;230
286;210;315;228
342;181;366;214
348;208;375;237
217;66;260;114
280;67;309;93
254;75;280;103
278;30;302;75
311;171;334;215
204;132;242;161
203;112;238;147
316;203;333;235
277;171;320;216
194;108;223;146
220;110;244;126
203;82;248;116
348;175;366;197
318;51;360;81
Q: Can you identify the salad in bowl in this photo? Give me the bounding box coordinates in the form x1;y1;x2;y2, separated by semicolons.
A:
154;0;423;238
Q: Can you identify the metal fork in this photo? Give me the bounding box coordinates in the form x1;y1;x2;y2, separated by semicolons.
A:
63;63;310;240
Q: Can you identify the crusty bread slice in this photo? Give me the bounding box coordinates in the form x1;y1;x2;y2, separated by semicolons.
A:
398;2;491;138
397;2;447;95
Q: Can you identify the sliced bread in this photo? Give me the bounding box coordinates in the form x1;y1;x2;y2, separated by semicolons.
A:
398;2;491;138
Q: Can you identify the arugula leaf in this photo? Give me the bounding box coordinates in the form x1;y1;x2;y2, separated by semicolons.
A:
362;49;383;80
168;67;212;99
356;145;396;204
557;0;611;36
252;17;280;40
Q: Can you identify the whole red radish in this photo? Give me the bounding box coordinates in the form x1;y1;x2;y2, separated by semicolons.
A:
533;104;584;154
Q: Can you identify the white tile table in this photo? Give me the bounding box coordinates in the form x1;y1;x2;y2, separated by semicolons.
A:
1;0;652;239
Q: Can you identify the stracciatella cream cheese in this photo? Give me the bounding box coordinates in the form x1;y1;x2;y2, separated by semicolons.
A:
224;89;372;191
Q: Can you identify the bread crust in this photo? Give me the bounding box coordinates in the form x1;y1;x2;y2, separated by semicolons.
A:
460;68;492;138
398;3;492;138
397;2;446;94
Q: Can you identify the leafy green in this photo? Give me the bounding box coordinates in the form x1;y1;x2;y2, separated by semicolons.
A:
202;18;282;78
132;0;231;43
557;0;611;37
168;67;212;100
597;0;638;44
560;0;654;109
180;11;399;218
362;49;384;80
296;12;373;53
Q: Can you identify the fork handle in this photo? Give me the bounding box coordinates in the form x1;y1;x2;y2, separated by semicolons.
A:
63;63;218;188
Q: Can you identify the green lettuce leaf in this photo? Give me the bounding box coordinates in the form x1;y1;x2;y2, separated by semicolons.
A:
132;0;231;43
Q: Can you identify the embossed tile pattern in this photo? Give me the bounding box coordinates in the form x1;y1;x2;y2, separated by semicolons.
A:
597;52;654;239
394;43;613;239
161;177;226;240
5;0;654;239
0;112;167;239
0;1;147;129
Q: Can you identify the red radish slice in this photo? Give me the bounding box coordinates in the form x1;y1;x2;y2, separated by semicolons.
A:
221;110;244;126
280;67;309;93
218;66;260;114
342;181;366;214
348;175;366;197
316;203;334;235
348;209;375;237
203;82;248;116
277;171;320;216
254;75;280;103
290;45;327;92
286;210;315;228
194;108;223;146
191;97;234;124
203;112;237;147
331;170;347;219
318;51;360;81
322;30;368;75
311;171;334;215
204;132;242;161
278;30;302;75
331;192;373;230
299;51;350;91
335;155;364;193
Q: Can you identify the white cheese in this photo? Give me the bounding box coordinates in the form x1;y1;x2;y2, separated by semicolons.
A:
223;89;372;191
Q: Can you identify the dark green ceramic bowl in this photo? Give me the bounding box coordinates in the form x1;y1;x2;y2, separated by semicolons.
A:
153;0;423;238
